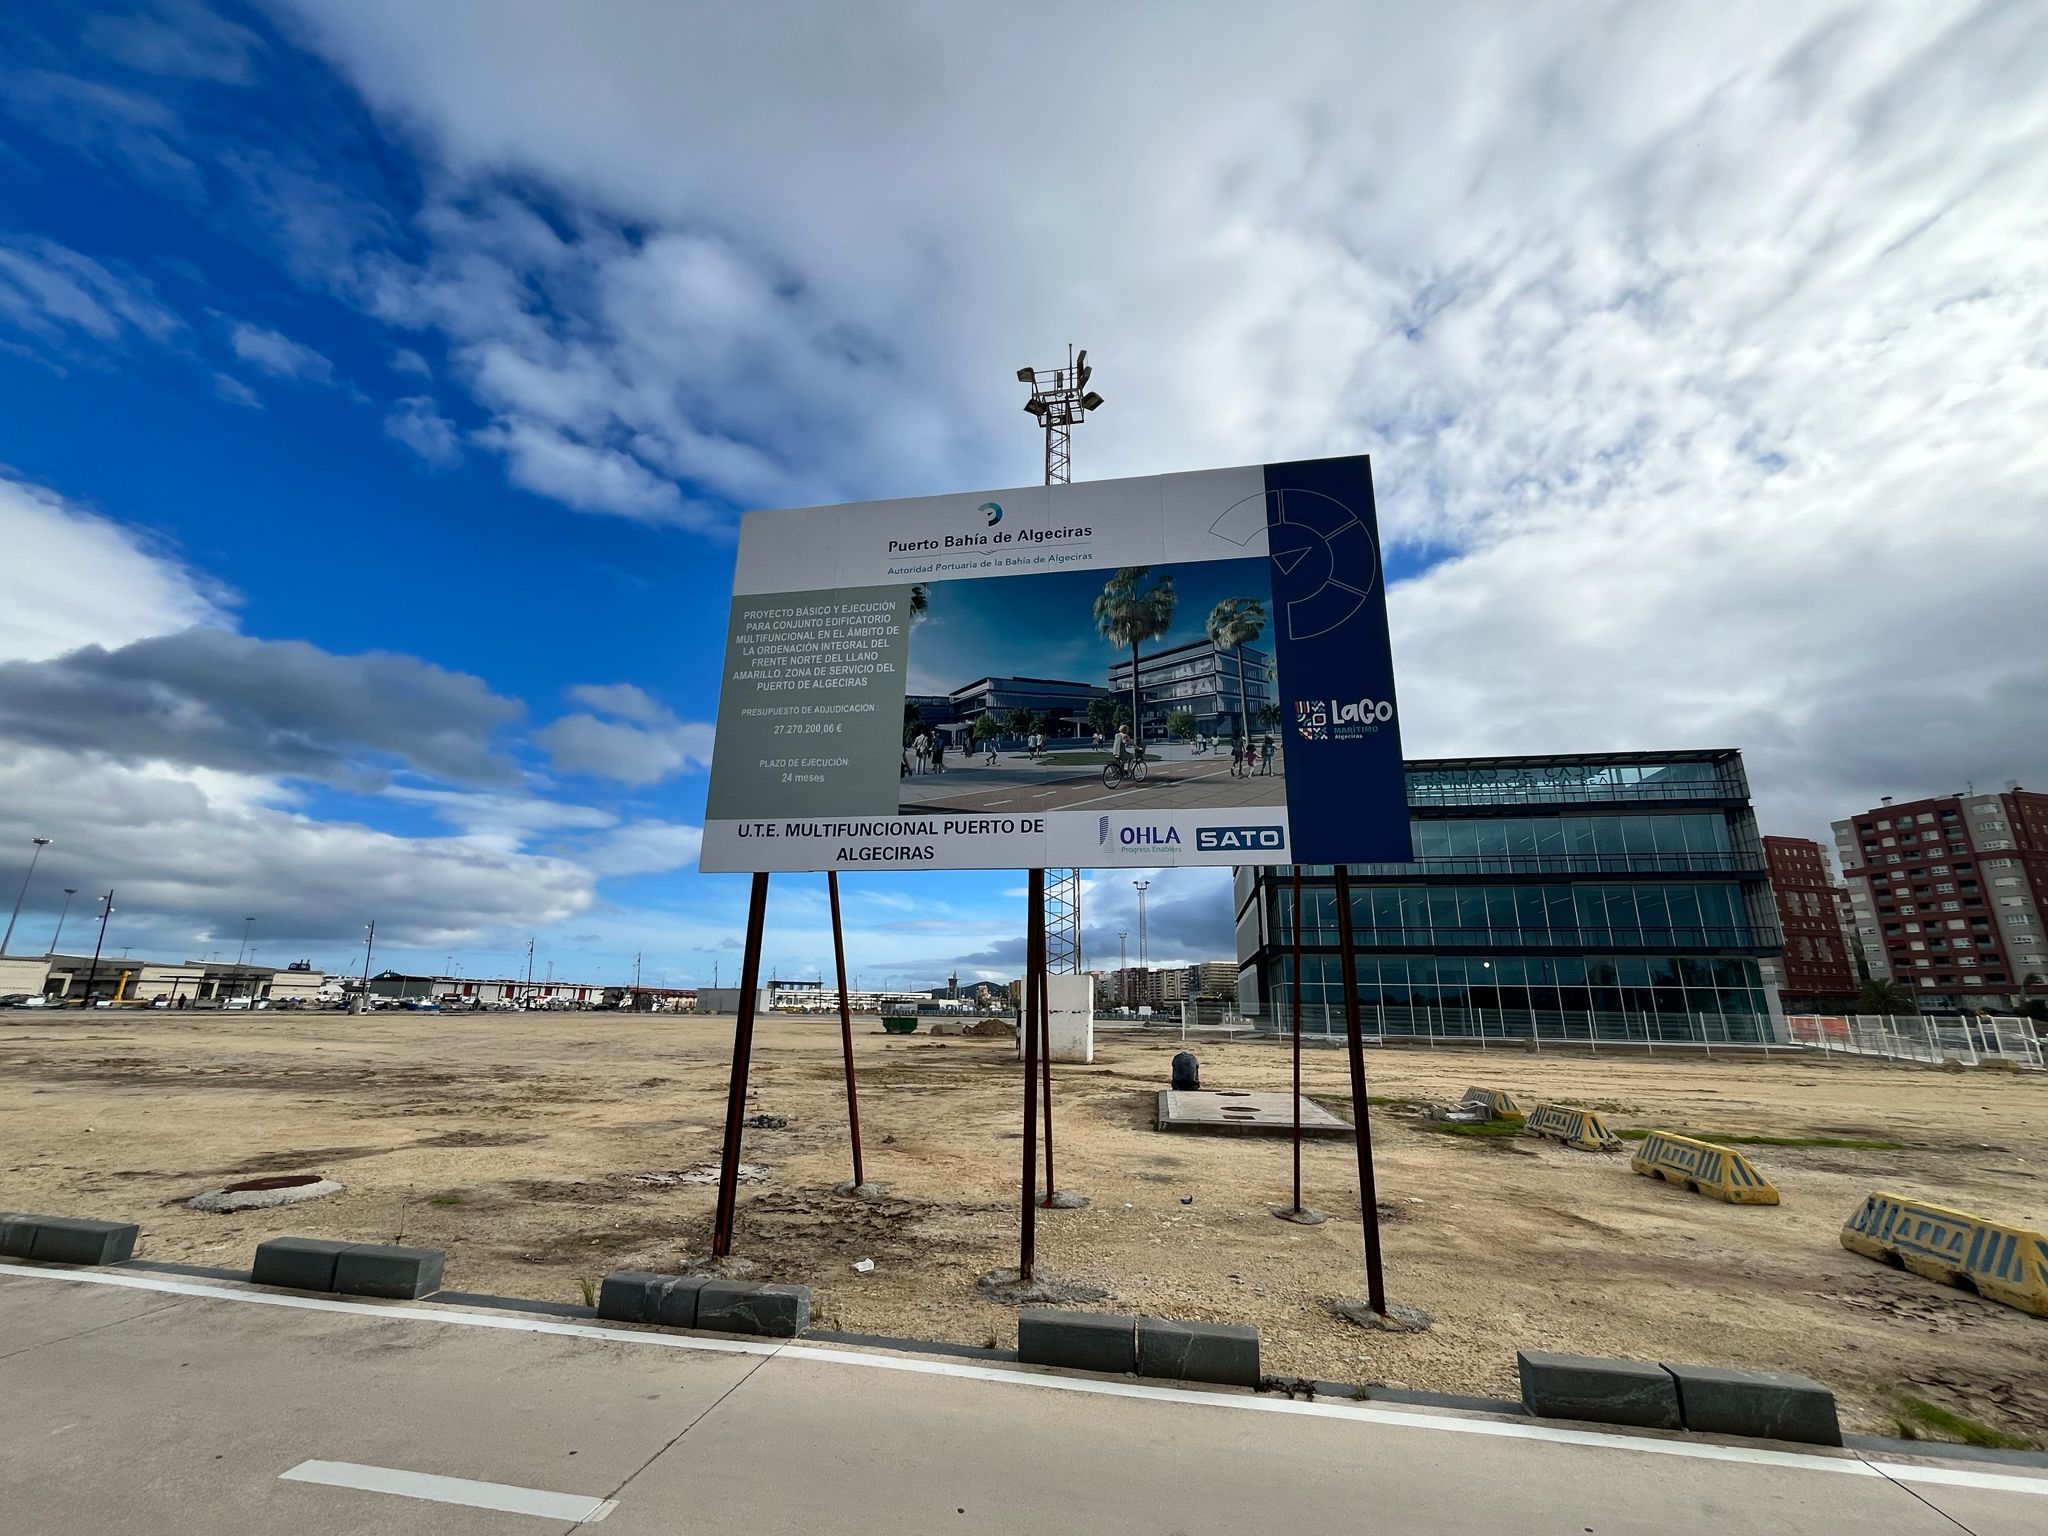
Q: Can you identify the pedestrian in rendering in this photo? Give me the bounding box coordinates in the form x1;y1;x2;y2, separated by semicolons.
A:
1230;733;1245;776
984;734;998;766
913;732;929;774
930;736;945;773
1259;732;1275;775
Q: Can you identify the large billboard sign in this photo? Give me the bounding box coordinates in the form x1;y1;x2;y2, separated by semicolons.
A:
699;455;1408;872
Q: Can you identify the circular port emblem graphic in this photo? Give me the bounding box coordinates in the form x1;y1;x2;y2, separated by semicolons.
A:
1212;487;1378;640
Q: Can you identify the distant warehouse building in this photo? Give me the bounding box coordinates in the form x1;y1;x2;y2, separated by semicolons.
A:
1234;750;1786;1044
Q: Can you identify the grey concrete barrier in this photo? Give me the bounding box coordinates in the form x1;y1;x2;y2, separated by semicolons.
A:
251;1237;443;1300
1665;1362;1841;1447
1137;1316;1259;1387
696;1279;811;1338
1017;1309;1139;1376
599;1272;711;1329
1516;1350;1682;1430
0;1213;139;1266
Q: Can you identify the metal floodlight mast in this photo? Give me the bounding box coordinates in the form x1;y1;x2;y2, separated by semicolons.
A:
1018;344;1105;976
3;835;53;958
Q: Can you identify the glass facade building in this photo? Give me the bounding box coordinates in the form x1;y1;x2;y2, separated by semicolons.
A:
1109;637;1275;743
1234;751;1786;1043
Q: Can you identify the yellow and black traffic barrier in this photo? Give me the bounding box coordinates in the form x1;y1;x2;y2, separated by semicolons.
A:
1523;1104;1621;1152
1841;1192;2048;1318
1460;1086;1525;1123
1630;1132;1779;1204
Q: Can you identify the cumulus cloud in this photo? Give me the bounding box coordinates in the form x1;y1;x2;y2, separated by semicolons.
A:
0;476;226;661
384;394;461;465
267;0;2048;845
537;682;715;786
227;318;333;382
212;371;261;407
0;627;525;787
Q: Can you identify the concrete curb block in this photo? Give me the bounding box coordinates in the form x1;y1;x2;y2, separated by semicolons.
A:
251;1237;443;1299
696;1279;811;1338
1516;1351;1682;1429
1018;1309;1137;1376
1518;1350;1841;1446
1666;1362;1841;1446
1137;1315;1260;1387
598;1272;710;1329
0;1213;139;1266
594;1272;810;1338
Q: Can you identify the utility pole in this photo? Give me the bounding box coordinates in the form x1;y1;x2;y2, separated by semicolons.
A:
79;889;113;1007
633;951;642;991
49;887;78;955
1133;880;1151;970
1017;346;1104;977
525;936;535;998
3;835;52;957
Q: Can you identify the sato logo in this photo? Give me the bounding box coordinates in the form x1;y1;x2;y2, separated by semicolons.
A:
1196;825;1285;852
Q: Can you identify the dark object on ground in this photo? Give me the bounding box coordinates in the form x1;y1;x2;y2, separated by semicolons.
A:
742;1114;788;1130
1517;1350;1682;1429
0;1214;139;1266
1171;1051;1200;1090
1137;1316;1259;1387
882;1016;918;1034
1018;1309;1138;1375
1664;1361;1841;1446
252;1236;443;1299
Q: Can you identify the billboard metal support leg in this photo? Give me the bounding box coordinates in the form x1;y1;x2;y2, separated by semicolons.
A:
1038;951;1055;1206
712;871;771;1258
1019;869;1045;1280
827;871;864;1189
1334;865;1387;1315
1291;867;1305;1213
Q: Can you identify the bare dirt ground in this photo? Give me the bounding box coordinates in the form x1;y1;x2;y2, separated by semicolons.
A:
3;1010;2043;1442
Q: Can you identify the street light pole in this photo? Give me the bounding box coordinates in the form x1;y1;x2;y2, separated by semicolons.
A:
1132;880;1151;969
49;887;78;955
3;835;52;957
234;915;256;1000
357;920;376;1013
79;889;114;1007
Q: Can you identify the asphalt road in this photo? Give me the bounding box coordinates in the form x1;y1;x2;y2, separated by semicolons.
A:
2;1263;2043;1534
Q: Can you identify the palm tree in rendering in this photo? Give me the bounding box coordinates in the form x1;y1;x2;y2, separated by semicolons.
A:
1205;596;1267;742
1094;567;1177;748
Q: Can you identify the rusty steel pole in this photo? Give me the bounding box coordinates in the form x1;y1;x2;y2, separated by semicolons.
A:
827;871;864;1188
1038;961;1055;1205
712;872;772;1258
1291;865;1305;1214
1019;869;1045;1279
1333;864;1388;1314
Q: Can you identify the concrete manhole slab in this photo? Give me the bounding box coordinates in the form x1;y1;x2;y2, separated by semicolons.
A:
1155;1090;1351;1138
187;1173;344;1212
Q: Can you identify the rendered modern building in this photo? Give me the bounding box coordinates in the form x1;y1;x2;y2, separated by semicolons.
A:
1108;637;1274;743
939;676;1110;740
1234;750;1785;1043
1831;784;2048;1010
1759;835;1857;1007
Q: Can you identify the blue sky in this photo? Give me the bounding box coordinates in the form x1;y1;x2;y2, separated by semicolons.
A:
3;2;2045;986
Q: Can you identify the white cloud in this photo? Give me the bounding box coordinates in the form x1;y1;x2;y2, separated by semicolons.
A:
273;0;2048;844
212;371;262;408
536;691;715;786
0;476;226;662
384;394;461;465
82;1;264;84
0;236;180;349
390;346;432;376
227;318;333;382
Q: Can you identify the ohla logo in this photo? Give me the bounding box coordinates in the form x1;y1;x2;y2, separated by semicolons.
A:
1100;820;1181;848
978;500;1003;526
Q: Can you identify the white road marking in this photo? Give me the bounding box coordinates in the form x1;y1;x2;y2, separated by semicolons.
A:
281;1460;615;1523
6;1264;2044;1500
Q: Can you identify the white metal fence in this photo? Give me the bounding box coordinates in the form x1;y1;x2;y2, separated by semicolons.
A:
1785;1013;2045;1071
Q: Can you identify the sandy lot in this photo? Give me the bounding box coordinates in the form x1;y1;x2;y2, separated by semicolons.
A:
3;1010;2043;1441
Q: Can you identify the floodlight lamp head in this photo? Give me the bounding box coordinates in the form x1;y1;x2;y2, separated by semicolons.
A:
1024;397;1049;418
1016;366;1035;383
1077;364;1092;388
1081;391;1104;411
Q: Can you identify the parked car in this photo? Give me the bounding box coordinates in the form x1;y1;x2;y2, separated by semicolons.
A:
399;998;440;1012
